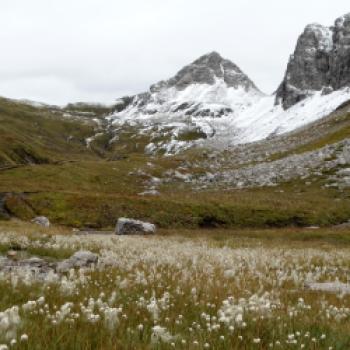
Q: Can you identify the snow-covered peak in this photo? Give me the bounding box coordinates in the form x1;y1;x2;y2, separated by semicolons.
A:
113;52;263;120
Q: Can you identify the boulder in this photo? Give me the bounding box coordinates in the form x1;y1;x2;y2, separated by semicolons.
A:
57;251;98;272
31;216;50;228
6;250;17;259
116;218;156;235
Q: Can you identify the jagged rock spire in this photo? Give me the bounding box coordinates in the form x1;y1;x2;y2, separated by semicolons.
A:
276;13;350;109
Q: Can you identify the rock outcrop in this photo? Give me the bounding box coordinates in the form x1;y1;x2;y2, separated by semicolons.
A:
57;251;98;272
276;13;350;109
32;216;50;228
116;218;156;235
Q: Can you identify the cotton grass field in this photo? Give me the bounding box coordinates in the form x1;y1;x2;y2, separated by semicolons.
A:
0;226;350;349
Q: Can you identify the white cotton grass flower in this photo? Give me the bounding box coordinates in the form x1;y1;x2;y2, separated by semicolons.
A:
0;306;21;340
22;301;37;312
147;297;160;321
103;307;120;330
151;326;174;344
20;334;28;342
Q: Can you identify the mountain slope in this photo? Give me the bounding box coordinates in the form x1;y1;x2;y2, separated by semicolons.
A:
0;98;108;167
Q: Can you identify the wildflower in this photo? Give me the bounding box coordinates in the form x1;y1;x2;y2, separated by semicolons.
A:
104;307;120;330
151;326;173;344
20;334;28;342
253;338;261;344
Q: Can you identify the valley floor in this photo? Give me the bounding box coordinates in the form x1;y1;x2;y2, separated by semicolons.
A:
0;222;350;349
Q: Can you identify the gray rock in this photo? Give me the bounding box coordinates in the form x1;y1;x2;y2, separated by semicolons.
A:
32;216;50;227
276;13;350;109
0;256;53;276
153;51;259;92
57;251;98;272
116;218;156;235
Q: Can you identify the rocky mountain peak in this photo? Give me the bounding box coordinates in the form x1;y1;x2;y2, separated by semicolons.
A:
276;13;350;109
151;52;259;93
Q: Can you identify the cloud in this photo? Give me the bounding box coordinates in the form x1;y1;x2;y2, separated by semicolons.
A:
0;0;349;105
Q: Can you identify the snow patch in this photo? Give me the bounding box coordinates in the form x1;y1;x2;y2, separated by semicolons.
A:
108;79;350;154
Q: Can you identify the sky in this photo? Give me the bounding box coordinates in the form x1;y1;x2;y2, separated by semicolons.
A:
0;0;349;106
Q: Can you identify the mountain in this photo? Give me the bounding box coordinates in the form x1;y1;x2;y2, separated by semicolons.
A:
113;51;262;119
109;40;350;154
276;13;350;109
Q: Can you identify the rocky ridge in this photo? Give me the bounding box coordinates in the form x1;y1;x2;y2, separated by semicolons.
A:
277;13;350;109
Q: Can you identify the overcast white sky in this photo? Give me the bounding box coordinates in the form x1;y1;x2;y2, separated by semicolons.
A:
0;0;349;105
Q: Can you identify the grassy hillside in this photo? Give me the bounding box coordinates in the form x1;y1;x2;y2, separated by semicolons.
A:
1;97;350;229
0;98;102;166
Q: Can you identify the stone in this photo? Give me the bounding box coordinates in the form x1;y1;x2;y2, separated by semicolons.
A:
6;250;17;259
116;218;156;235
57;251;98;272
31;216;50;228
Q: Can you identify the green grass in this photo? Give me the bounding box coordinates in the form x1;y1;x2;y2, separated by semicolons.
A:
0;97;101;166
0;160;349;229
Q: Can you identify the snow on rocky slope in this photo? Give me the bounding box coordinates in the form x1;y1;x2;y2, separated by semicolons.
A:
108;14;350;154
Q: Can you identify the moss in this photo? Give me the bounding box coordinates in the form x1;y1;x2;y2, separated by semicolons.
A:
176;129;207;142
